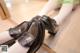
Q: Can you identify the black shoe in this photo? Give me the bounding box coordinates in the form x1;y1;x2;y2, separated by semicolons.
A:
2;21;31;47
31;15;58;36
9;21;31;39
18;21;45;53
41;15;58;36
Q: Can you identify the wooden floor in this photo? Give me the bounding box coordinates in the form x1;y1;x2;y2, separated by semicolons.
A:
0;0;80;53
